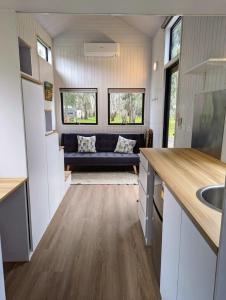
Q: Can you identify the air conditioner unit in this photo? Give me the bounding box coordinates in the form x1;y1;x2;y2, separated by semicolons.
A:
84;43;120;57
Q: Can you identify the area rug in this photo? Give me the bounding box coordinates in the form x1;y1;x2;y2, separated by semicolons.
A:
71;172;138;185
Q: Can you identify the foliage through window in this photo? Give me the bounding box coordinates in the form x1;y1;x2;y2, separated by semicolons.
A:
108;89;145;125
163;64;179;148
60;89;98;125
169;18;182;60
37;38;52;64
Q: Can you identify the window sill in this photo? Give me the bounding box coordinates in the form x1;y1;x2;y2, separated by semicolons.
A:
164;55;180;69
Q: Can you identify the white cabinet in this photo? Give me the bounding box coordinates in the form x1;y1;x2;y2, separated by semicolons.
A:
22;79;50;251
160;186;182;300
58;149;66;199
138;153;154;245
177;211;217;300
0;184;30;262
46;133;65;219
139;163;150;193
160;186;217;300
0;238;6;300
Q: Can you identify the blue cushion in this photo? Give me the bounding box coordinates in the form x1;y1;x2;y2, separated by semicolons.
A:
64;152;140;166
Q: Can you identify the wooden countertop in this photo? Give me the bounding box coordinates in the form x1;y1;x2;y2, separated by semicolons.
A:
140;148;226;253
0;178;27;203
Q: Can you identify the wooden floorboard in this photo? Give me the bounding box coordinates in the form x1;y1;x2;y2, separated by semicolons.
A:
4;185;160;300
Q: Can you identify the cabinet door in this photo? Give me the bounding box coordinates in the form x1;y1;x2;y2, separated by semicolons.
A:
58;149;65;201
46;133;61;219
0;238;6;300
177;211;217;300
160;186;182;300
22;79;50;251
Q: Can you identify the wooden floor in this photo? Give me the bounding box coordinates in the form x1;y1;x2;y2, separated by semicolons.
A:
4;185;160;300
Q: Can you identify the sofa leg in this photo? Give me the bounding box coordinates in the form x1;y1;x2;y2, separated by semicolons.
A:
133;165;138;175
66;165;70;171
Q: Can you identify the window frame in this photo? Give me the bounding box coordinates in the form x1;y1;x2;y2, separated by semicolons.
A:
162;62;179;147
169;17;182;61
108;88;145;126
37;37;52;64
60;88;98;125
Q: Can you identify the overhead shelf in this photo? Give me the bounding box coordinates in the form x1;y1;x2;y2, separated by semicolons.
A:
185;58;226;74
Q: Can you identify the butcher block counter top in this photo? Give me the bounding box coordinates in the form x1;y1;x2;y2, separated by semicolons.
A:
0;178;27;203
140;148;226;253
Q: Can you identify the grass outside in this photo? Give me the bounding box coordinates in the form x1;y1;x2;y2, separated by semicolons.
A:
168;117;176;137
65;116;97;124
110;115;142;124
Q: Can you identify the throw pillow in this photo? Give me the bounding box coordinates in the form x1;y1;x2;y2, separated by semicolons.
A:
77;135;96;153
114;136;136;154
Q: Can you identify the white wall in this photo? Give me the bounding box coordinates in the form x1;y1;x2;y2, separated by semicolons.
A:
150;16;226;149
149;29;165;147
0;9;27;177
54;17;152;134
17;13;56;129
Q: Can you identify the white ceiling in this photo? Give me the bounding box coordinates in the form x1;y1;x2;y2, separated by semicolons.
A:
35;14;164;39
119;16;165;38
0;0;226;15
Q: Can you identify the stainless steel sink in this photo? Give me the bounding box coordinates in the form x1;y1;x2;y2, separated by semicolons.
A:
196;185;225;212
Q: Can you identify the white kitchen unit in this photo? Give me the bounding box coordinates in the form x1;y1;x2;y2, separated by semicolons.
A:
22;78;50;251
160;186;182;300
0;184;30;261
177;211;217;300
138;152;154;245
46;132;65;219
160;186;217;300
0;238;6;300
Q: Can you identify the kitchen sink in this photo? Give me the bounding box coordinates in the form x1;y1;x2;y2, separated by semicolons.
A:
196;185;225;212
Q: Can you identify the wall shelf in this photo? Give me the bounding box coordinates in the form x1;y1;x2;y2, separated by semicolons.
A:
185;58;226;75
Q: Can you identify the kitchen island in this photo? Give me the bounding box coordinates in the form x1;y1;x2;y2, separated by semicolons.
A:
138;148;226;300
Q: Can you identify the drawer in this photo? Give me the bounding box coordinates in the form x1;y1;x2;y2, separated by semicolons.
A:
138;202;146;237
140;152;149;172
139;163;149;193
139;182;148;215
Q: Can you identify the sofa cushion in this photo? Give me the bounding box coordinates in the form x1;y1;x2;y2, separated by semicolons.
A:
61;133;145;153
114;136;136;154
77;135;96;153
64;152;140;166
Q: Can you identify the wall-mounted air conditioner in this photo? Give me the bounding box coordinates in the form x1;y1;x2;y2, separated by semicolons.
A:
84;43;120;57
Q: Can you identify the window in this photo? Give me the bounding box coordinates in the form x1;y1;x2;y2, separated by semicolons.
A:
18;38;32;75
60;89;98;125
169;17;182;60
108;89;145;125
163;63;179;148
37;38;52;64
163;17;182;148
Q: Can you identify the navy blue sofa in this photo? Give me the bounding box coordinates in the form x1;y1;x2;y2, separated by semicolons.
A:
61;131;152;170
